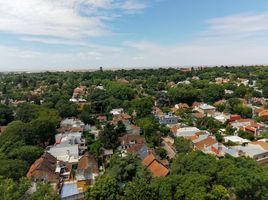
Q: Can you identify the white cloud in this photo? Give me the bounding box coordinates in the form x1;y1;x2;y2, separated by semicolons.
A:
0;0;147;39
200;12;268;43
2;11;268;71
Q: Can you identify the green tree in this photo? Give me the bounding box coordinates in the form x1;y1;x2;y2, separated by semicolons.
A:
108;154;149;183
207;185;229;200
7;145;43;164
86;176;120;200
0;159;28;180
55;100;79;118
29;183;60;200
201;84;224;103
0;177;30;200
16;103;38;123
168;85;199;105
123;178;155;200
0;104;14;125
30;119;57;146
174;137;193;154
99;124;120;149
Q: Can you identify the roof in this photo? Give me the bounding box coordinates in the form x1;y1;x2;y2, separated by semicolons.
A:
142;154;155;167
233;145;268;157
97;115;107;120
147;160;169;177
119;134;144;146
77;152;99;174
259;110;268;117
224;136;250;144
142;154;169;177
229;115;242;122
60;181;84;199
200;104;216;110
27;152;60;183
176;127;200;137
250;141;268;150
195;136;218;150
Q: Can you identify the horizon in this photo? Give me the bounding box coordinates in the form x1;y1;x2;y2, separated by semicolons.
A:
1;1;268;71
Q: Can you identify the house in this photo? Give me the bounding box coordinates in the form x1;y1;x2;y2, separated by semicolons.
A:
212;112;230;123
177;80;191;85
215;77;230;84
152;106;164;117
60;181;85;200
112;113;132;125
70;86;87;103
167;81;175;88
194;103;216;116
224;136;250;145
27;152;72;186
194;136;218;151
118;134;144;152
237;78;249;86
249;141;268;151
213;99;226;106
110;108;124;116
175;103;189;109
127;144;150;160
229;115;242;122
75;152;99;185
102;149;114;160
257;109;268;121
175;127;201;138
157;113;180;125
48;132;87;163
224;89;234;95
230;118;267;137
60;118;85;129
232;145;268;162
172;103;189;113
126;124;141;135
142;154;169;177
96;115;107;123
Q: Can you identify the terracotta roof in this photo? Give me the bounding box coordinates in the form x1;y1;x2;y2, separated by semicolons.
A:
147;160;169;177
142;154;156;167
237;118;253;123
255;108;265;114
119;134;144;146
186;135;199;141
229;115;242;122
250;141;268;150
259;110;268;117
27;152;60;183
195;137;217;150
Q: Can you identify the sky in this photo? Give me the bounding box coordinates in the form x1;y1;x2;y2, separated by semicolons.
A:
1;0;268;71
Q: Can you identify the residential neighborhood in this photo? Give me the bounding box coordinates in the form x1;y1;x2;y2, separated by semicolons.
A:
1;67;268;200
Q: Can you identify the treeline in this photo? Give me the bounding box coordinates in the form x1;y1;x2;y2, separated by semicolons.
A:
86;152;268;200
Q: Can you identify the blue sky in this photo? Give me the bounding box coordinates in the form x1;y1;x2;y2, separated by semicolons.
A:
1;0;268;71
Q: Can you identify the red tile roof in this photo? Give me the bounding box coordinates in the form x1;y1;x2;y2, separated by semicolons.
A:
142;154;169;177
147;160;169;177
27;152;60;183
195;137;218;150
